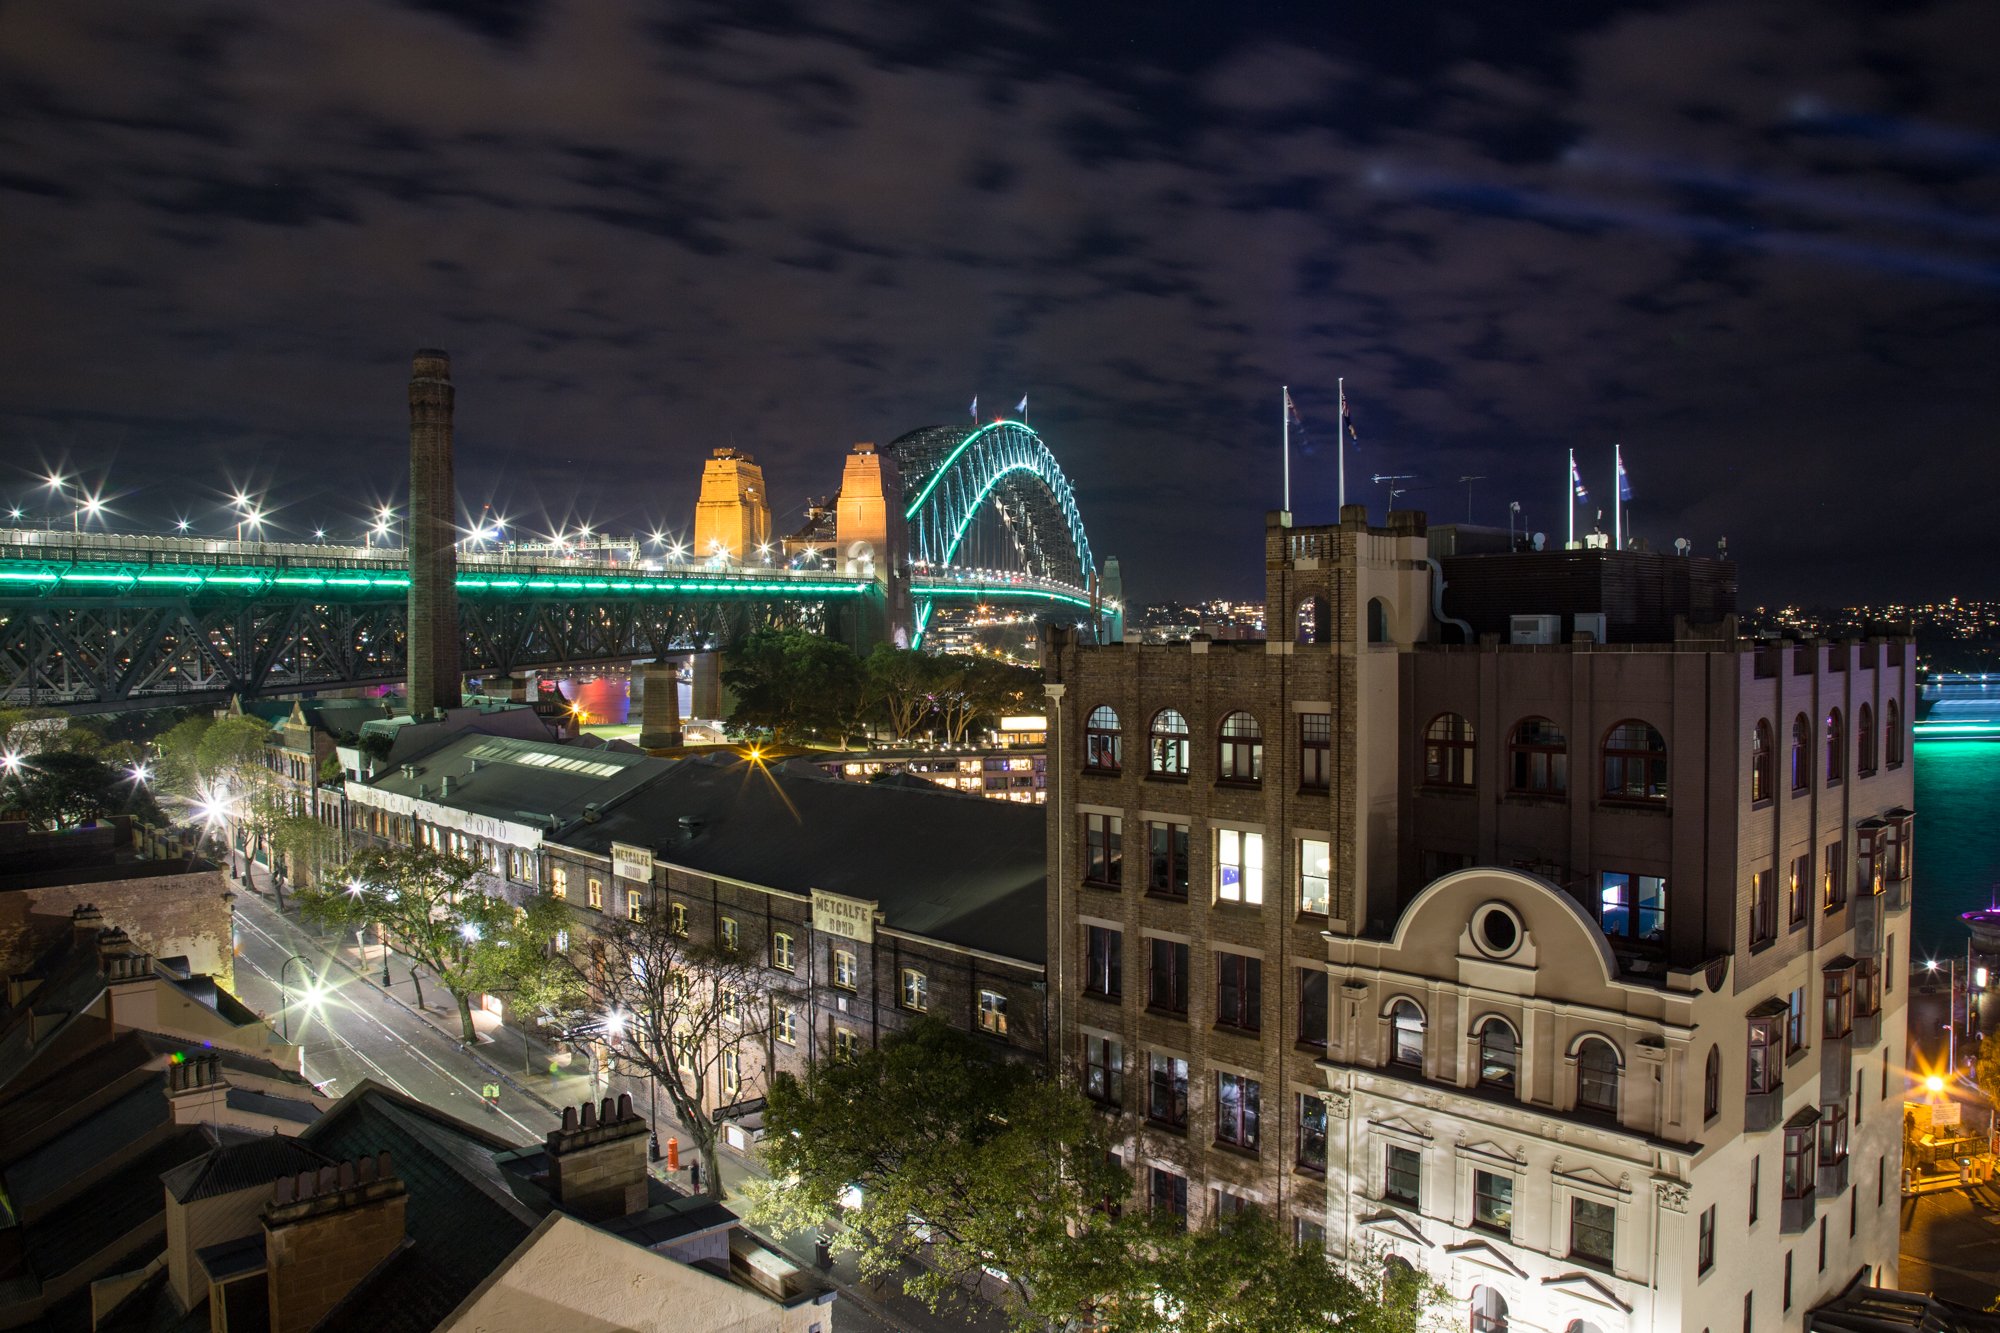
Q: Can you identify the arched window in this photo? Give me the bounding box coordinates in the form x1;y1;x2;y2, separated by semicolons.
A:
1470;1285;1509;1333
1791;713;1812;793
1476;1019;1518;1089
1389;999;1424;1068
1886;698;1905;769
1296;596;1326;645
1825;707;1845;784
1602;721;1668;803
1857;702;1876;776
1576;1038;1621;1115
1423;713;1475;788
1148;709;1189;779
1703;1045;1720;1121
1508;717;1567;794
1750;719;1774;803
1367;598;1390;644
1217;711;1264;785
1084;706;1122;773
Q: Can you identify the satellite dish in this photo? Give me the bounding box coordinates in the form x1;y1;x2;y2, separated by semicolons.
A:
1531;532;1546;551
1674;537;1691;556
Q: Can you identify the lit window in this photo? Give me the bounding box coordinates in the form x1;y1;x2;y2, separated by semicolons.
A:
1750;719;1774;802
1477;1019;1518;1088
1299;838;1330;915
551;865;568;899
773;931;795;972
1747;1011;1783;1095
1216;828;1264;905
774;1005;796;1045
670;901;688;936
833;949;857;990
627;890;643;921
978;989;1008;1035
1217;711;1263;785
721;916;739;950
901;968;929;1011
587;876;603;910
721;1048;740;1096
554;928;569;952
1823;839;1847;910
1148;709;1190;778
1789;855;1811;926
1084;705;1122;772
1749;868;1777;946
1389;1000;1424;1067
1599;871;1666;944
1215;1072;1260;1150
833;1028;859;1061
1473;1171;1513;1234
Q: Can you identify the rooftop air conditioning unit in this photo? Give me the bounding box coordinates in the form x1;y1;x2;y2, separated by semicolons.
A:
1573;612;1607;644
1509;614;1561;646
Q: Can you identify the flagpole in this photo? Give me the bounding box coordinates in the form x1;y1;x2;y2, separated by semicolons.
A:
1281;385;1291;515
1567;449;1575;549
1613;443;1623;552
1336;378;1347;510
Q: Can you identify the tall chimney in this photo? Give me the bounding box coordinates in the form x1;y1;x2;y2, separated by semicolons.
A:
408;349;461;716
264;1153;406;1333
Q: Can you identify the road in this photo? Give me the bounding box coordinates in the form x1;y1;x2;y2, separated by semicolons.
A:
228;881;998;1333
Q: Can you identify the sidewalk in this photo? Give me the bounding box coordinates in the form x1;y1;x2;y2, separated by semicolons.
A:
228;857;1007;1333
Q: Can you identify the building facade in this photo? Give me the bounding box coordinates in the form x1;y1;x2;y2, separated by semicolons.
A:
1043;507;1915;1332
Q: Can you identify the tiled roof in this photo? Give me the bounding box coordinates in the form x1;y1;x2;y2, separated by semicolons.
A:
161;1133;331;1203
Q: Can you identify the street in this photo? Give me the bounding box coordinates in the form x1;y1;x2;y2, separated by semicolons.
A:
227;876;1005;1333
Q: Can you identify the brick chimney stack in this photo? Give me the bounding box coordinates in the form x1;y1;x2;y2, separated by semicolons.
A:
545;1093;648;1222
263;1152;407;1333
407;348;461;718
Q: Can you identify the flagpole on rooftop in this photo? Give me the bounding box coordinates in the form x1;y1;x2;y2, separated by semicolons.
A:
1336;378;1347;510
1567;448;1576;549
1281;385;1292;515
1613;443;1623;552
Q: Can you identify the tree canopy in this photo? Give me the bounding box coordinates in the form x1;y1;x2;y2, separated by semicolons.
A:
749;1019;1438;1332
723;629;865;742
0;749;162;831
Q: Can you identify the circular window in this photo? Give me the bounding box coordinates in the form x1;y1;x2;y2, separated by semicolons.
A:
1472;902;1522;958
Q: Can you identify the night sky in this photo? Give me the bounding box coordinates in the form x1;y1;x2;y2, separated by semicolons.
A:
2;1;1996;607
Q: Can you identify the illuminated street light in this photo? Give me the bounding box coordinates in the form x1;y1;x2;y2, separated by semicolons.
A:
603;1010;627;1041
174;517;191;533
1926;1074;1947;1094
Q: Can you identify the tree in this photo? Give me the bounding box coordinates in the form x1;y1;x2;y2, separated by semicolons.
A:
297;844;569;1044
271;812;342;891
749;1020;1438;1332
151;715;214;799
563;904;795;1199
0;750;161;831
723;629;864;743
926;655;1041;745
1975;1028;2000;1110
862;644;938;741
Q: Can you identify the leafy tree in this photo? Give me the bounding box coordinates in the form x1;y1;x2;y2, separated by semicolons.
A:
862;644;938;741
926;655;1042;744
298;844;568;1044
151;715;214;799
564;903;796;1199
271;812;342;891
1974;1028;2000;1110
749;1020;1437;1331
723;629;864;743
0;750;161;831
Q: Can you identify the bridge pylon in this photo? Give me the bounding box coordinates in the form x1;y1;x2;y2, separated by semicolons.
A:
832;441;912;650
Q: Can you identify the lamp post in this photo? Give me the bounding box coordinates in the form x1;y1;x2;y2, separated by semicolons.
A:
279;954;310;1042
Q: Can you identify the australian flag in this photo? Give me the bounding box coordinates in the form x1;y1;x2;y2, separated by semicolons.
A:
1571;457;1589;500
968;396;978;422
1617;455;1633;502
1284;389;1308;445
1340;395;1358;446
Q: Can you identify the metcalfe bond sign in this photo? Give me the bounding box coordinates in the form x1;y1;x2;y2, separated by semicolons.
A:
611;842;655;882
811;888;877;944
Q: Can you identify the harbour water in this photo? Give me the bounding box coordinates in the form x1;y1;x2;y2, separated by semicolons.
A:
1913;740;2000;960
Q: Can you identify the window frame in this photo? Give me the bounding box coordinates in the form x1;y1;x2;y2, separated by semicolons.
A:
1296;1092;1327;1172
1299;712;1332;791
1507;716;1568;795
1599;871;1667;946
1569;1196;1616;1268
1783;1121;1816;1200
1214;1071;1261;1151
1422;712;1475;789
1296;967;1328;1049
1298;836;1331;916
1698;1205;1716;1274
1084;705;1123;773
1704;1045;1721;1121
1747;1013;1782;1095
1885;697;1905;769
1147;1052;1189;1129
1789;854;1812;927
1600;719;1669;804
1750;867;1777;947
1083;812;1123;888
1215;827;1264;905
1576;1038;1621;1116
1147;708;1191;779
1476;1018;1519;1089
1084;925;1122;999
1750;718;1774;803
1385;1144;1422;1207
1146;821;1190;899
1388;999;1424;1068
1857;702;1876;776
1823;838;1847;911
900;967;929;1012
773;930;795;972
1472;1170;1513;1236
1148;938;1189;1015
977;989;1008;1036
1217;710;1265;786
1825;707;1845;785
1791;713;1812;793
832;948;858;991
1083;1034;1123;1106
1213;951;1262;1033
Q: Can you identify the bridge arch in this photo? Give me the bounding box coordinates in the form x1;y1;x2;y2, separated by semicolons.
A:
888;421;1094;589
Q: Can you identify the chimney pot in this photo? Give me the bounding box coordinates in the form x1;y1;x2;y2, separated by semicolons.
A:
562;1106;578;1132
616;1092;633;1121
580;1102;598;1130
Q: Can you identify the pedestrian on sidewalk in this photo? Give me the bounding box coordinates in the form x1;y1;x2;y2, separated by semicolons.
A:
688;1160;701;1194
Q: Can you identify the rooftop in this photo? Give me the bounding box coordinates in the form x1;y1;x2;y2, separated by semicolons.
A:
356;731;673;837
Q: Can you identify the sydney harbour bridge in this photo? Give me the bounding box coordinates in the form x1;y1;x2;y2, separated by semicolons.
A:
0;364;1118;712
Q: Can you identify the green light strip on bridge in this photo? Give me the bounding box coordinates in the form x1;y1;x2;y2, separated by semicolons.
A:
903;420;1025;520
7;563;874;597
919;585;1099;611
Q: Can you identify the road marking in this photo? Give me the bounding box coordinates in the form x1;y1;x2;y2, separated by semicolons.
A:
235;941;411;1099
234;899;545;1141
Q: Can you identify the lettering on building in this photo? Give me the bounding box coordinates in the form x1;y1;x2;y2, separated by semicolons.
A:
612;842;655;882
811;889;877;944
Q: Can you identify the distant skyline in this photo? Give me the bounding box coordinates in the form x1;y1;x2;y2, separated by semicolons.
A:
2;1;1997;607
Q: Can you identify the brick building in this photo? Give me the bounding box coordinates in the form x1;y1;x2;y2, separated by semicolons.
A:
1042;507;1914;1332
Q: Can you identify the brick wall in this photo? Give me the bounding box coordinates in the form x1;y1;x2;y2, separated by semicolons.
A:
0;866;234;993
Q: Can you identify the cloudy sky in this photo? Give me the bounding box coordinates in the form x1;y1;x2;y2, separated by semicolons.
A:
1;0;1995;605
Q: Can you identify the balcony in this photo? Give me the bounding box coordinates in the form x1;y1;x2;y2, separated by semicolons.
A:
1853;1008;1882;1049
1818;1155;1849;1197
1746;1084;1785;1133
1781;1189;1817;1235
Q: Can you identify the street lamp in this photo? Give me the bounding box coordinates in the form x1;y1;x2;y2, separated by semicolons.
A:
279;954;313;1042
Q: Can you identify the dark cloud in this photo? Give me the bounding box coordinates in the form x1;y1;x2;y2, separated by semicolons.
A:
0;0;1996;606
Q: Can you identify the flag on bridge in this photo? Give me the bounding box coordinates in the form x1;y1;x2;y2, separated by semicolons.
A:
1016;395;1028;415
968;396;978;422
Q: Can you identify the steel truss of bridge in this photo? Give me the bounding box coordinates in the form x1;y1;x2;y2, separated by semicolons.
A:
0;535;1110;711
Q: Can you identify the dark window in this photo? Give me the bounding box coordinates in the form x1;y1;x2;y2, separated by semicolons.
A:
1698;1205;1716;1273
1084;705;1122;772
1857;702;1876;776
1783;1251;1793;1311
1748;1015;1782;1095
1509;716;1568;794
1791;713;1812;792
1789;854;1811;926
1148;709;1190;778
1856;957;1881;1019
1819;1216;1827;1271
1366;597;1389;643
1744;1293;1754;1333
1083;813;1122;887
1424;712;1475;787
1147;822;1190;899
1751;719;1774;802
1299;713;1332;790
1823;838;1847;911
1147;1053;1189;1129
1570;1197;1616;1267
1083;1035;1122;1106
1478;1020;1518;1089
1296;1093;1327;1171
1602;720;1668;802
1599;871;1666;945
1473;1172;1513;1234
1385;1145;1421;1206
1886;698;1905;768
1149;1166;1187;1227
1084;926;1121;999
1471;1286;1508;1333
1148;939;1189;1014
1214;952;1261;1032
1218;711;1263;785
1825;708;1845;784
1215;1072;1261;1150
1577;1039;1620;1114
1750;868;1777;947
1783;1122;1815;1200
1751;1154;1761;1224
1296;968;1328;1048
1787;986;1806;1054
1389;1000;1424;1067
1824;966;1853;1039
1704;1046;1721;1121
1819;1103;1848;1167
